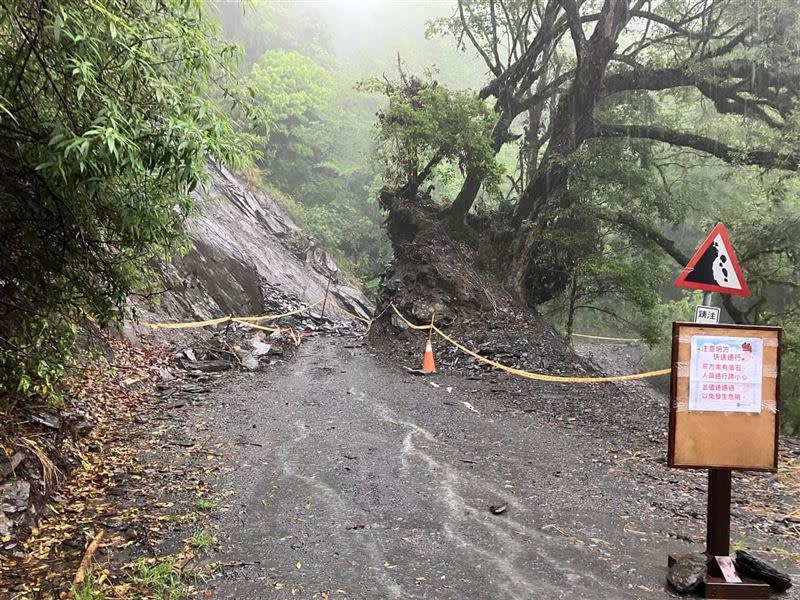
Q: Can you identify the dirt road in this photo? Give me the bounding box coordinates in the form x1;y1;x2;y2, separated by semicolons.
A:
159;336;798;599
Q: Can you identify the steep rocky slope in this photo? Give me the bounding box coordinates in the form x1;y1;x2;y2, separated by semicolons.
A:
137;162;372;325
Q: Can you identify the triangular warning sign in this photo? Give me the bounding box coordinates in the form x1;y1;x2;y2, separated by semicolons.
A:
675;223;750;296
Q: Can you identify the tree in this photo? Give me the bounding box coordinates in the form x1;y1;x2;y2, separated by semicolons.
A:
380;0;800;304
248;49;336;188
360;71;501;202
0;0;251;403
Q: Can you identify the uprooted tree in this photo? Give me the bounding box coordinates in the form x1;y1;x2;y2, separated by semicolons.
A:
369;0;800;333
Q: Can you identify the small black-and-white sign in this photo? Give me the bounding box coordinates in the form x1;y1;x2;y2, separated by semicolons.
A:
694;305;720;324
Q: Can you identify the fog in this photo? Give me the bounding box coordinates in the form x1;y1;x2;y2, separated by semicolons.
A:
216;0;486;88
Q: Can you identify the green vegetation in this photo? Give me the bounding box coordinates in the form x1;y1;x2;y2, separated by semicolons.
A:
358;72;501;199
163;512;198;525
188;529;217;550
0;0;254;406
69;557;192;600
72;574;108;600
129;557;188;600
195;497;217;511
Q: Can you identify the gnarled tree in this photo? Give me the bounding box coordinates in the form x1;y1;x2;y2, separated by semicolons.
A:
373;0;800;320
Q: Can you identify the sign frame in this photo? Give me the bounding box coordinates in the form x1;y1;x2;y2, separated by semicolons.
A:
668;321;781;472
674;223;750;297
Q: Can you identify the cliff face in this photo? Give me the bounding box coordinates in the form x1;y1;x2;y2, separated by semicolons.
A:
141;162;373;323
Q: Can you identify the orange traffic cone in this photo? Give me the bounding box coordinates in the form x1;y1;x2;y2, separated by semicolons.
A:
421;338;437;373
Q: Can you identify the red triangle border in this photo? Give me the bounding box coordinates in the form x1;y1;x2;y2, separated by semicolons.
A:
674;223;750;297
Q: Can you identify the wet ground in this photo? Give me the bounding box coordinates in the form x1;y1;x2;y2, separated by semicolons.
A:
151;336;799;599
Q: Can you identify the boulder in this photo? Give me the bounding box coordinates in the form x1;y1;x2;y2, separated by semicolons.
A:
668;553;708;594
735;550;792;592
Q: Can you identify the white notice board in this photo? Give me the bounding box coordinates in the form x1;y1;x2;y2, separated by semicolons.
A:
688;335;763;413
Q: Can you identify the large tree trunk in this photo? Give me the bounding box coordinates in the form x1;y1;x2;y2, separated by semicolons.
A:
504;0;632;303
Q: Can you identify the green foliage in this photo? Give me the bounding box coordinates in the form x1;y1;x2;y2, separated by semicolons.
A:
782;322;800;434
0;0;250;406
195;497;217;511
129;557;188;600
359;74;501;196
248;50;336;185
71;574;108;600
189;529;217;550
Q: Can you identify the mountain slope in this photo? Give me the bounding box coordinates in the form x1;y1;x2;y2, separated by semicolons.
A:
139;162;373;324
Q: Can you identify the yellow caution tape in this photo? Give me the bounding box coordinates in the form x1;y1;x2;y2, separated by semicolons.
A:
139;299;326;330
230;319;282;334
136;296;374;348
326;301;373;325
569;332;642;343
235;299;325;323
138;315;233;330
390;304;669;383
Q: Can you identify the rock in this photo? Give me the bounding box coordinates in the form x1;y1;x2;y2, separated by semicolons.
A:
667;553;708;594
250;338;271;358
153;366;175;381
130;163;373;328
0;452;25;479
183;348;197;362
0;512;12;536
735;551;792;591
182;359;231;373
29;411;59;429
239;353;259;371
390;314;408;330
0;481;30;514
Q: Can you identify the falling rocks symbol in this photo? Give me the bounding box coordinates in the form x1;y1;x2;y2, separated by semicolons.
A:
674;222;750;296
683;234;738;289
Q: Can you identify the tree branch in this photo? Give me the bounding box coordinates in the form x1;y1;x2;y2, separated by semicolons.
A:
593;123;800;171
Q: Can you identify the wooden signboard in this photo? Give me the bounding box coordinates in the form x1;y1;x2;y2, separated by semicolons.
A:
668;322;781;471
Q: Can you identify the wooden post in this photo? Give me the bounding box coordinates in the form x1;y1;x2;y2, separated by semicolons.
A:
700;292;732;558
706;468;732;556
320;274;332;319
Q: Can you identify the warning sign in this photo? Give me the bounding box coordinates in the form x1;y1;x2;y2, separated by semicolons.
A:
688;335;763;413
675;223;750;296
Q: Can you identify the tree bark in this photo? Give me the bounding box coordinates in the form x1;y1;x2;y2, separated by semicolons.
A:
513;0;632;228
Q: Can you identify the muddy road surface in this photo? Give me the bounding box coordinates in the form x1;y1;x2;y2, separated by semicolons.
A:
161;336;798;599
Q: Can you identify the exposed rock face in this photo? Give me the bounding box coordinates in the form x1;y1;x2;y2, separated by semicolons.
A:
139;162;372;324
